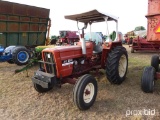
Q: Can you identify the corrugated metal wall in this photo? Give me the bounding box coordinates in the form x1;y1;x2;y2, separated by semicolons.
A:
0;1;50;47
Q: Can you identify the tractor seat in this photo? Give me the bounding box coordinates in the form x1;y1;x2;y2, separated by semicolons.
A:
84;32;103;54
93;44;102;54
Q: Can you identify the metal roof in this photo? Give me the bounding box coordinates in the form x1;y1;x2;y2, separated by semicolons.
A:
0;1;50;18
64;9;118;23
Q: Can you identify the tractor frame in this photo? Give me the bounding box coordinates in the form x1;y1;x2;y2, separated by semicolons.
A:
32;9;128;110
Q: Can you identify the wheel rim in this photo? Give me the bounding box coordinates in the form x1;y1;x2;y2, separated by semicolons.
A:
17;51;29;63
83;83;95;103
118;54;127;77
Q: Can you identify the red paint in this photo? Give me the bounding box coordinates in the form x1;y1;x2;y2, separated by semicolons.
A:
42;41;122;79
129;37;160;51
146;0;160;42
42;42;93;78
156;72;160;79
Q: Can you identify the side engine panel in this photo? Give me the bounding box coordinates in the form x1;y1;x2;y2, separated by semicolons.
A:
42;42;94;78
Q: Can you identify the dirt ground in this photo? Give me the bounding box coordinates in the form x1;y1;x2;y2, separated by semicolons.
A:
0;45;160;120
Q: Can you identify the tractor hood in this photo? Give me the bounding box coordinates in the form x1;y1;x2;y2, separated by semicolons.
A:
44;45;84;52
42;42;94;60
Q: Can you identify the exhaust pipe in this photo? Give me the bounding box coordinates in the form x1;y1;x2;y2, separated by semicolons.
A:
77;22;87;55
81;38;86;55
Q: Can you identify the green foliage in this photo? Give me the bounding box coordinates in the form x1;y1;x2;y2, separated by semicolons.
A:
51;35;58;40
134;26;146;31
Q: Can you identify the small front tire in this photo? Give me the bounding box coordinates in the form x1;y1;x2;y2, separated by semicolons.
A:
33;83;53;93
73;74;98;110
141;66;155;93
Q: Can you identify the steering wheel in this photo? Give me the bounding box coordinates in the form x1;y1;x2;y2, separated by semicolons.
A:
110;31;116;41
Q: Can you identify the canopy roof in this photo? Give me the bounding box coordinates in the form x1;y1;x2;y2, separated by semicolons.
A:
64;9;118;23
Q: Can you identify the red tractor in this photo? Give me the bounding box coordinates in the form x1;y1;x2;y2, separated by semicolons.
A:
141;0;160;93
32;9;128;110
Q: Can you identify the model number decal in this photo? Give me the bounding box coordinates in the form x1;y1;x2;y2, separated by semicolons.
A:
62;59;73;66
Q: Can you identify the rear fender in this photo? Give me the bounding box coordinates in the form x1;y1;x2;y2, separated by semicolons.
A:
4;46;17;54
101;41;122;68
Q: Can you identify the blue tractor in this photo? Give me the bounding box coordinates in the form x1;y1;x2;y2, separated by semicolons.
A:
0;45;30;65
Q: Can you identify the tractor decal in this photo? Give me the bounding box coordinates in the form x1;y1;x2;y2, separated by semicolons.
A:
62;59;74;66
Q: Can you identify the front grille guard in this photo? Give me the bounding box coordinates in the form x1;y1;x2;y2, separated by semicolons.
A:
38;60;56;75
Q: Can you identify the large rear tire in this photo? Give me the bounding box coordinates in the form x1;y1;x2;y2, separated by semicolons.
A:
141;66;155;93
73;74;98;110
151;55;159;72
106;46;128;84
12;47;30;65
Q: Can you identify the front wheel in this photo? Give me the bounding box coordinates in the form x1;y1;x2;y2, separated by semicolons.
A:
33;83;53;93
106;46;128;84
73;74;98;110
141;66;155;93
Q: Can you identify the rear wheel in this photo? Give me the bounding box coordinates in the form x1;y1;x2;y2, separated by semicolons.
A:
141;66;155;93
12;47;30;65
73;74;97;110
106;46;128;84
151;55;159;72
33;83;53;93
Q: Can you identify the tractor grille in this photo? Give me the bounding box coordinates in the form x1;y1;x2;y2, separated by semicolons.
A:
43;52;56;74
